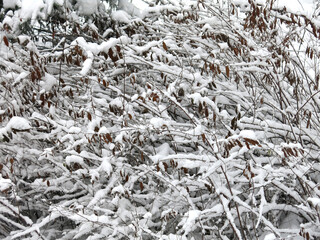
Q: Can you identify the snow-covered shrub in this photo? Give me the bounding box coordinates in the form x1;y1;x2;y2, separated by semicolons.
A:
1;0;320;239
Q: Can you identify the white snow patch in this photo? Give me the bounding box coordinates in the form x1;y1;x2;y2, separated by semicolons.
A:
3;0;18;9
112;185;126;195
13;72;28;86
156;143;173;156
111;10;131;24
143;212;152;219
68;127;82;134
99;157;112;176
119;0;141;17
77;0;99;15
307;197;320;207
80;58;93;76
40;73;57;91
0;176;13;191
238;130;257;139
150;117;169;128
180;210;201;236
6;116;31;130
65;155;84;165
98;126;109;134
20;0;46;24
46;0;64;15
264;233;277;240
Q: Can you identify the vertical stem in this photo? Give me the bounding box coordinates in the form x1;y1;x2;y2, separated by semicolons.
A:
221;166;247;240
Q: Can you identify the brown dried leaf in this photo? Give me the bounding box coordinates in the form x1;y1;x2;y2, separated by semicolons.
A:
201;133;206;143
87;112;92;121
163;41;168;51
243;138;259;146
3;36;9;47
106;133;112;142
226;66;230;77
163;162;168;172
205;107;209;118
139;182;144;191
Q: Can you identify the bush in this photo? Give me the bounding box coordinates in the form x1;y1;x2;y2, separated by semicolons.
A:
0;0;320;239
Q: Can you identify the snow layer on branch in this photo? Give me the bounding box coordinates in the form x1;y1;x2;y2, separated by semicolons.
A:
65;155;84;165
264;233;276;240
80;58;93;76
111;10;131;24
179;210;201;236
20;0;46;24
307;197;320;207
99;157;112;176
0;176;13;191
72;36;130;56
1;117;31;133
3;0;19;9
40;73;58;91
47;0;64;15
232;0;316;16
118;0;142;17
77;0;99;15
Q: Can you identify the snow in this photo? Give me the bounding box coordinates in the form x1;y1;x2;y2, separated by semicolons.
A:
132;0;148;10
72;36;130;56
5;116;31;131
1;0;320;239
119;0;142;17
68;127;82;134
150;117;169;128
20;0;46;24
77;0;99;15
13;72;28;86
143;212;152;219
80;58;93;76
98;126;109;134
111;10;131;24
65;155;84;165
40;73;57;91
239;130;257;139
263;233;277;240
180;210;201;236
231;0;316;17
46;0;64;15
307;197;320;207
0;176;13;191
272;0;315;16
99;157;112;176
112;185;126;195
3;0;19;9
